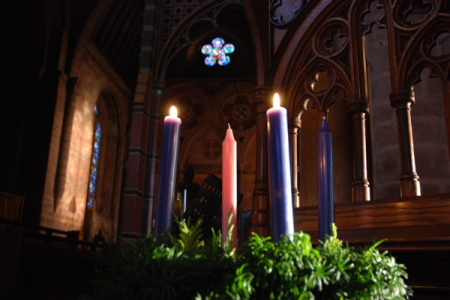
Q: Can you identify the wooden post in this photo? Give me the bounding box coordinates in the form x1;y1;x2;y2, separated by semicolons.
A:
347;102;371;202
289;116;301;208
390;90;421;197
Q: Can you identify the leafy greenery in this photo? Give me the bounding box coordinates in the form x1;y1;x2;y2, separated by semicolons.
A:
92;220;412;300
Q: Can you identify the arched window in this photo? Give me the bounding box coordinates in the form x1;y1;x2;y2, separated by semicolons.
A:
87;104;102;208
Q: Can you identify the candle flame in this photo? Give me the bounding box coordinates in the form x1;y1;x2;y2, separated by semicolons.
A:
273;93;280;108
169;106;177;118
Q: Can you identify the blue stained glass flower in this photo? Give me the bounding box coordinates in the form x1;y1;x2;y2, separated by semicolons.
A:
201;37;235;66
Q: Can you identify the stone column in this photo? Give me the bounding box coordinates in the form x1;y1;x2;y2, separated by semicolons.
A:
120;74;155;239
54;77;78;209
390;90;421;197
248;86;271;236
347;102;371;202
289;116;301;208
142;79;165;235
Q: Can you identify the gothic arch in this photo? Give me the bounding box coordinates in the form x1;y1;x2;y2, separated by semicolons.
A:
349;0;391;102
286;56;351;118
272;1;370;205
398;18;450;89
271;0;347;89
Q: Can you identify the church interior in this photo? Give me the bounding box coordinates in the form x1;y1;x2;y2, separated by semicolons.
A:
0;0;449;299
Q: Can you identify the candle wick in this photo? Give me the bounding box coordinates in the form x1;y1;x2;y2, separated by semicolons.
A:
322;116;326;120
228;123;231;129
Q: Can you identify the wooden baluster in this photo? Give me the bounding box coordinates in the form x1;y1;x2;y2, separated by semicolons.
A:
390;89;421;197
289;116;301;208
347;102;371;202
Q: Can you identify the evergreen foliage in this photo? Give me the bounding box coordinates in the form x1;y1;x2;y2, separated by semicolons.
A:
92;220;412;299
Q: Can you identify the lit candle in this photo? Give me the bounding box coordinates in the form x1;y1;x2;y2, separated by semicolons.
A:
267;93;294;242
317;116;335;242
154;106;182;237
222;124;237;248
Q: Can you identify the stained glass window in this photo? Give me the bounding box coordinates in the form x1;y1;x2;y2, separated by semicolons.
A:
87;105;102;208
201;37;235;66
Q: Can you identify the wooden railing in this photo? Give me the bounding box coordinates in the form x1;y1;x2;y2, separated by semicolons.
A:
294;193;450;298
0;219;102;300
294;193;450;245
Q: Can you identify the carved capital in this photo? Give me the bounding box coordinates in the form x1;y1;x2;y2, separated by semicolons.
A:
346;102;369;114
390;89;415;109
288;116;301;128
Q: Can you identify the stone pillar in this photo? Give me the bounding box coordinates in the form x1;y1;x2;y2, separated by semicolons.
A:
289;116;301;208
347;102;371;202
54;77;77;209
120;73;154;239
142;79;165;235
248;86;271;236
390;90;421;197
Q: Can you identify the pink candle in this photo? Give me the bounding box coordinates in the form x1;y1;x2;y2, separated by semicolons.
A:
222;124;237;247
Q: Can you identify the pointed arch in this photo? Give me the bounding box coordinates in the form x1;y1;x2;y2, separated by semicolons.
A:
287;56;352;116
399;18;450;89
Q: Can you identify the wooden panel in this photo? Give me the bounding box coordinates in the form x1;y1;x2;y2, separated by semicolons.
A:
294;194;450;244
0;191;24;222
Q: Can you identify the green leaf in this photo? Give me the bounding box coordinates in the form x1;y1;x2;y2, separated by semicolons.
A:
92;223;412;299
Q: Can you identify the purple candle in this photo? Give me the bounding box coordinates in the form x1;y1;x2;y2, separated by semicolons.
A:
267;93;294;242
317;116;335;242
154;106;181;236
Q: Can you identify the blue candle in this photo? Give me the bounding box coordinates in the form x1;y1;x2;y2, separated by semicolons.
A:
267;93;294;242
317;117;335;242
154;106;181;236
